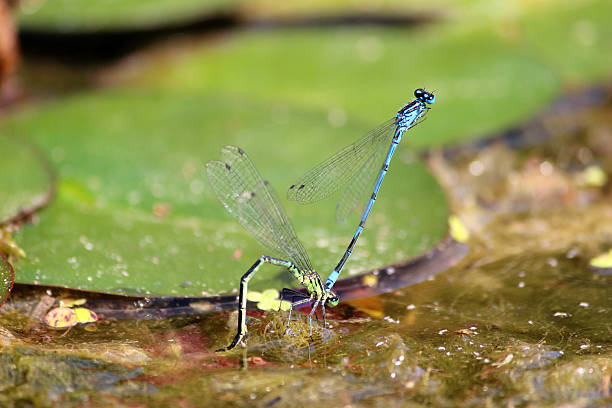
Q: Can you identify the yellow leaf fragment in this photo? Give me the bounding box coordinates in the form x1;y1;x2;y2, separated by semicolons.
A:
0;227;26;259
261;288;279;299
246;291;262;302
278;300;292;311
256;289;289;311
580;165;607;187
74;307;98;324
59;298;87;308
449;214;470;243
258;297;292;311
362;274;378;288
590;249;612;269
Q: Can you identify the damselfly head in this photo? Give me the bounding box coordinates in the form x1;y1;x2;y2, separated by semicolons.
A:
414;88;435;105
325;290;339;307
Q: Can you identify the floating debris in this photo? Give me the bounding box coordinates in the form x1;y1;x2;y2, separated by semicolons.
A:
448;215;470;243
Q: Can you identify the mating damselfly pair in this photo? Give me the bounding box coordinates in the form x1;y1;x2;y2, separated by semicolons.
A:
207;89;435;351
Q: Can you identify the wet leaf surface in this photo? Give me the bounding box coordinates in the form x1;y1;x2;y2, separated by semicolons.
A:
3;90;446;296
18;0;240;31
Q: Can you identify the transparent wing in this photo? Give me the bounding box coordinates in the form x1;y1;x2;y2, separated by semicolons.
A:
206;145;312;272
335;127;395;223
287;118;397;204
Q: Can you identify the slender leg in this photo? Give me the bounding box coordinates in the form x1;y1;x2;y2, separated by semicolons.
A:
407;112;428;129
280;288;309;328
286;296;314;333
321;302;327;329
308;298;321;336
216;255;292;352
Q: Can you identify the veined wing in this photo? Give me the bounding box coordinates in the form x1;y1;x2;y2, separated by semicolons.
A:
335;126;395;223
287;118;397;204
206;145;312;272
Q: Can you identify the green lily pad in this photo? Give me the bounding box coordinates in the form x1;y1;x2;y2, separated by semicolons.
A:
138;1;611;148
14;0;500;33
0;135;52;223
236;0;443;19
3;89;446;296
18;0;240;31
141;26;559;148
0;256;14;306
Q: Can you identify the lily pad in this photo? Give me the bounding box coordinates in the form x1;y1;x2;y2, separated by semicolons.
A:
3;89;446;296
15;0;494;32
138;1;612;148
141;26;560;148
239;0;439;20
18;0;240;31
